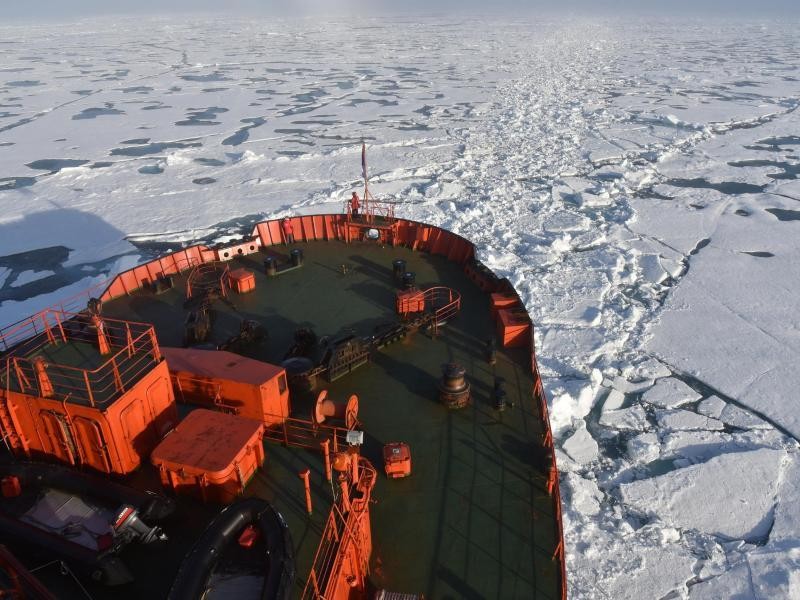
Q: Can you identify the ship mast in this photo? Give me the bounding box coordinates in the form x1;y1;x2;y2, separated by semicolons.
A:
361;141;370;221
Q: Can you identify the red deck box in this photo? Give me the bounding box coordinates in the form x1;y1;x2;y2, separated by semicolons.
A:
490;293;520;320
497;308;531;348
395;290;425;315
151;409;265;504
1;476;21;498
228;268;256;294
383;442;412;479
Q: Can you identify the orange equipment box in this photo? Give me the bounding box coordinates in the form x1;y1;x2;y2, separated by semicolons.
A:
497;308;531;348
228;268;256;294
162;348;289;426
151;409;265;504
395;289;425;315
383;442;412;479
490;293;520;320
1;476;21;498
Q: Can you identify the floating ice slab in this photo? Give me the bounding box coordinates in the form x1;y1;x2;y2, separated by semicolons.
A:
620;448;786;540
562;472;603;516
696;395;726;419
562;425;599;464
689;563;754;600
770;454;800;544
10;269;54;287
599;404;649;432
627;432;660;463
602;389;626;413
642;377;701;409
655;409;724;432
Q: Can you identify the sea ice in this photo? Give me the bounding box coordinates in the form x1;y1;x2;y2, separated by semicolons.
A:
655;409;724;432
10;269;54;287
620;448;786;540
562;425;599;465
599;404;649;432
626;432;660;463
641;377;701;409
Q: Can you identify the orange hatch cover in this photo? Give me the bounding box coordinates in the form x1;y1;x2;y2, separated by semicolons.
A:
162;347;284;385
151;408;265;503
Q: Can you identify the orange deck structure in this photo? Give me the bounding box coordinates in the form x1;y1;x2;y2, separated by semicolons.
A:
490;291;521;319
151;408;265;504
161;347;289;426
227;268;256;294
497;306;533;348
0;310;177;475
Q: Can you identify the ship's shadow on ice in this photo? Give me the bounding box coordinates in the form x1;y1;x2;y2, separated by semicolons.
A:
0;208;134;308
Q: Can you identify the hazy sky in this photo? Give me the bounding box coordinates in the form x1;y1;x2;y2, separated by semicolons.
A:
3;0;799;21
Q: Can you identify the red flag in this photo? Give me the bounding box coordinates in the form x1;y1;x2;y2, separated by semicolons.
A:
361;142;367;181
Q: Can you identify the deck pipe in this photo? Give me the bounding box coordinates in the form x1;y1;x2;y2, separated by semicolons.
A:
321;440;332;482
299;469;312;515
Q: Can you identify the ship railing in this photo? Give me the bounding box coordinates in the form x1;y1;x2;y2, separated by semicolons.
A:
529;332;567;598
262;415;350;454
343;197;396;225
302;457;376;600
398;286;461;335
185;261;230;301
427;286;461;334
0;310;160;408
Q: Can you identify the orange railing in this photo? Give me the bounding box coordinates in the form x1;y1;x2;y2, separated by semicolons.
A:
1;310;160;407
343;194;396;226
302;457;376;600
186;261;229;300
262;415;350;454
427;286;461;334
530;330;568;599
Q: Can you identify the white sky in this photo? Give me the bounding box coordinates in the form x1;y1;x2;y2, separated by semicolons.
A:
4;0;799;21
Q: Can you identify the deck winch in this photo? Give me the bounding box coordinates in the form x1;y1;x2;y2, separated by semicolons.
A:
313;390;359;430
438;362;470;409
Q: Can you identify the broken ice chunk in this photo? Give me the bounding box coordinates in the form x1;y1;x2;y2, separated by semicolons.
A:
627;432;660;463
642;377;701;408
563;472;603;516
655;409;724;432
689;563;755;600
620;448;786;539
562;425;599;464
696;395;726;419
637;253;669;285
599;404;650;431
603;389;626;413
718;404;771;430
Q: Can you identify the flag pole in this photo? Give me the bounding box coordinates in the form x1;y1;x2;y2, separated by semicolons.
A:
361;141;369;222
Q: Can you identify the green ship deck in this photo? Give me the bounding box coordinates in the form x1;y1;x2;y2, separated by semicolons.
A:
43;238;560;599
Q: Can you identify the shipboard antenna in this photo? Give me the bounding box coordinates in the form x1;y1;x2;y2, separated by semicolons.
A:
361;140;372;217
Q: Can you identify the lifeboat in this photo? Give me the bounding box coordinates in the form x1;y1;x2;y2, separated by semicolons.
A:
0;462;172;585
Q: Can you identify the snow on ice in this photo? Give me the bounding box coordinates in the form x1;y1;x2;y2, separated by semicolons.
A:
1;14;800;600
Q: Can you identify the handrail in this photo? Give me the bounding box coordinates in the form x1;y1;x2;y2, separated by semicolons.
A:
262;415;349;453
186;261;230;300
1;310;160;407
301;457;377;600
